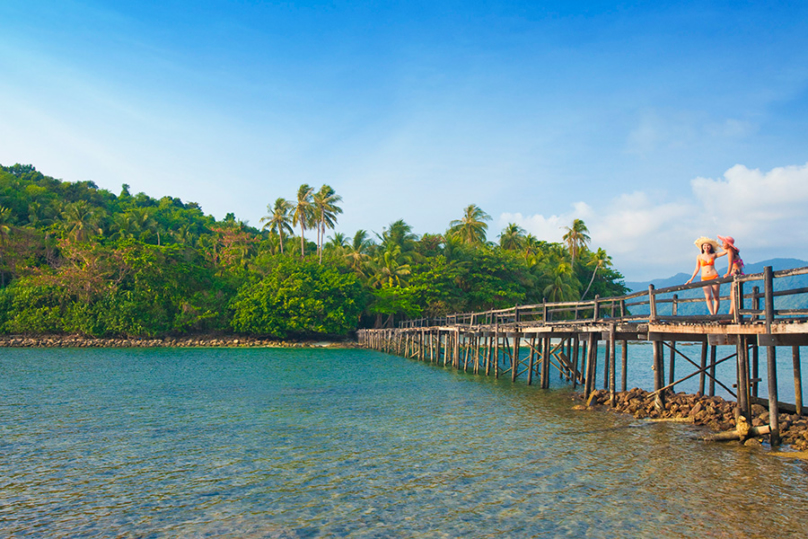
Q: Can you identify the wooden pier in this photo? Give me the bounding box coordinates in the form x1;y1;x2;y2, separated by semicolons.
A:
359;266;808;444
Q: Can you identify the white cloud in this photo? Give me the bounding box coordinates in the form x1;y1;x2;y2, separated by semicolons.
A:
499;162;808;280
499;201;592;243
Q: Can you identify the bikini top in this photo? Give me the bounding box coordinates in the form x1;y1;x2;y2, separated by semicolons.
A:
699;257;715;267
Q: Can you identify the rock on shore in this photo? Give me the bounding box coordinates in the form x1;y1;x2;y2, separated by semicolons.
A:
579;388;808;451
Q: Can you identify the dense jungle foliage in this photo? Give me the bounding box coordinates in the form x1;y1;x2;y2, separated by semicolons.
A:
0;163;627;338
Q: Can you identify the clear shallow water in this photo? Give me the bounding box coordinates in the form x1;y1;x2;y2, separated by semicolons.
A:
2;347;808;538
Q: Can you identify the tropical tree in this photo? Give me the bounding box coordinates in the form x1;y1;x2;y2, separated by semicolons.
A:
312;184;343;263
61;201;102;242
543;261;578;303
448;204;490;246
344;230;373;275
293;184;314;258
562;218;590;267
499;223;526;251
378;219;418;255
581;247;613;299
523;234;542;264
260;198;294;254
368;244;411;288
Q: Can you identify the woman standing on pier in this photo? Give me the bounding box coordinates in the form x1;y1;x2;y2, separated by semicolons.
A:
686;237;725;315
718;235;744;315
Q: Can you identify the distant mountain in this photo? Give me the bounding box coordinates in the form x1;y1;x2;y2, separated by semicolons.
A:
625;258;808;293
623;258;808;316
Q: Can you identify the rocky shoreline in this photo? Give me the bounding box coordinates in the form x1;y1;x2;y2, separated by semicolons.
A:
0;334;358;349
577;388;808;451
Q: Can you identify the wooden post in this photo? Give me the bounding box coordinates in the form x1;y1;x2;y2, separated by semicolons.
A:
593;295;600;321
751;341;759;397
526;334;536;385
648;285;657;322
794;346;803;416
709;345;717;397
764;266;780;443
609;325;616;406
603;333;610;390
542;334;552;389
572;336;580;389
584;333;598;399
699;341;708;396
621;340;628;392
668;342;676;386
511;333;520;382
473;334;480;374
653;340;665;408
494;327;500;378
485;334;492;376
737;335;750;419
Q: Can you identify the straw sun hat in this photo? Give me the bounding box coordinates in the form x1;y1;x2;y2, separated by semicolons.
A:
694;236;720;252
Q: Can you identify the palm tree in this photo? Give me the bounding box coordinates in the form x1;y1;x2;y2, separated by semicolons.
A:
581;248;612;300
312;185;343;263
543;261;578;303
562;218;591;267
128;207;158;244
260;198;294;254
111;212;138;240
378;219;419;258
368;244;411;288
344;230;373;275
293;184;314;258
523;234;542;264
448;204;490;245
499;223;526;251
326;232;348;250
61;201;102;242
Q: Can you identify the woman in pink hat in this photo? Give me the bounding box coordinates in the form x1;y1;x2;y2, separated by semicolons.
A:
686;237;725;315
718;235;744;315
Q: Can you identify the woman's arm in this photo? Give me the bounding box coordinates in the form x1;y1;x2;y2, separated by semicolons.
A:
686;259;700;284
724;250;735;278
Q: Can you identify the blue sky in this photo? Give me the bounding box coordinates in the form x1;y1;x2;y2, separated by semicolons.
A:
1;1;807;279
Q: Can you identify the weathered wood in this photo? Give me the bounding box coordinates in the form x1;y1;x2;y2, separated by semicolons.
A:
621;339;628;392
699;341;707;396
793;346;803;416
609;325;616;406
764;266;780;444
511;333;521;382
703;425;771;442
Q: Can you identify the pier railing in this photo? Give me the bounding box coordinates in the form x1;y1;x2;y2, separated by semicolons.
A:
398;265;808;329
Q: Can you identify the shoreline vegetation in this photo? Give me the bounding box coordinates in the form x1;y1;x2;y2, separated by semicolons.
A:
0;163;627;339
0;334;357;348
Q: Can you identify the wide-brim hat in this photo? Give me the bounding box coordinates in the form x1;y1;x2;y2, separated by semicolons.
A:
717;235;736;248
694;236;720;252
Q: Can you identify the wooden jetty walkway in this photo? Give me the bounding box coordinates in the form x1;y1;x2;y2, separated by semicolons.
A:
359;266;808;444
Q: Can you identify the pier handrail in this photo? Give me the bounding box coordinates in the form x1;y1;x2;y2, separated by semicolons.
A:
396;265;808;329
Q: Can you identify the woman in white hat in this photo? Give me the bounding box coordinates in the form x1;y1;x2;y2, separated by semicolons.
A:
686;237;725;315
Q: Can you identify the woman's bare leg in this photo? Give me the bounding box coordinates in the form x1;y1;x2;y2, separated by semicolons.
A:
703;287;715;315
712;284;720;314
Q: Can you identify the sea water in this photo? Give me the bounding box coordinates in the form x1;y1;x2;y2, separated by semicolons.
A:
2;347;808;538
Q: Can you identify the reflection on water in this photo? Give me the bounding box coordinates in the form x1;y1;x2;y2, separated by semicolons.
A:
2;348;807;538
